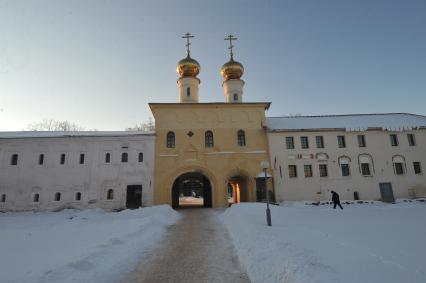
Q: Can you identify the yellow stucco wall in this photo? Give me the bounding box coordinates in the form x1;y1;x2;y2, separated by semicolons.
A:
149;102;271;208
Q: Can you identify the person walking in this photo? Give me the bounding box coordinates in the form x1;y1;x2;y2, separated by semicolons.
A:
331;191;343;210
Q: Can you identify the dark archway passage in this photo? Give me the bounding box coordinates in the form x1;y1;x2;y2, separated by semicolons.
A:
172;172;212;209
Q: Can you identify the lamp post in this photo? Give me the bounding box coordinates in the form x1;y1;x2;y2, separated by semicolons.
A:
261;161;272;226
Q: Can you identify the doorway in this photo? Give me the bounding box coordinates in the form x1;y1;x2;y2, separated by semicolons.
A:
126;185;142;209
379;183;395;203
172;172;212;209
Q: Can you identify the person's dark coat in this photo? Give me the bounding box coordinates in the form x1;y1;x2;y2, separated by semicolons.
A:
331;191;340;204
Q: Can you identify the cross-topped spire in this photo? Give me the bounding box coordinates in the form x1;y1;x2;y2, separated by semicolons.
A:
182;32;194;57
224;34;238;60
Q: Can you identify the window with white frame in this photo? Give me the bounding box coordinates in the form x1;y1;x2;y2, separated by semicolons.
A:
392;155;405;175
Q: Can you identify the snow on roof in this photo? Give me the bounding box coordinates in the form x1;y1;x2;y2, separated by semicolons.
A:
0;131;154;139
267;113;426;132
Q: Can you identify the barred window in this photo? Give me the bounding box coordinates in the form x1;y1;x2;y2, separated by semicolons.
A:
285;137;294;149
205;131;214;147
361;163;371;176
288;165;297;178
316;136;324;148
300;136;309;149
319;164;328;177
237;130;246;146
413;162;422;174
357;135;366;147
390;134;398;146
304;165;313;177
407;134;416;146
121;152;128;163
341;164;350;176
167;131;175;148
337;136;346;148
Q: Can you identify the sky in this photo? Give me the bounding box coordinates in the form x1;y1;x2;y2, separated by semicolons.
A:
0;0;425;131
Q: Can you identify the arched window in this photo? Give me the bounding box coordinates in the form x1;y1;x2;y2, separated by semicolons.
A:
233;93;238;101
33;193;40;203
392;155;406;175
167;131;175;148
107;189;114;200
138;152;143;163
121;152;128;163
237;130;246;146
75;192;82;201
358;154;374;176
1;194;6;202
10;154;18;165
205;131;214;147
54;192;61;201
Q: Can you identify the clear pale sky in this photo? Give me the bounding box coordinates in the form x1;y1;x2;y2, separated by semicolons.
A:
1;0;425;131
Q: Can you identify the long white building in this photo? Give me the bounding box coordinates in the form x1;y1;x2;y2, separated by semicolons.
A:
0;131;155;211
267;113;426;202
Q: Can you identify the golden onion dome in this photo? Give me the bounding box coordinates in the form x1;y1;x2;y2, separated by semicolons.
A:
176;55;200;78
220;58;244;80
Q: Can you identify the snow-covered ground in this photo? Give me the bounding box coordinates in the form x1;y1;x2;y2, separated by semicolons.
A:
179;196;203;205
0;205;179;283
222;201;426;283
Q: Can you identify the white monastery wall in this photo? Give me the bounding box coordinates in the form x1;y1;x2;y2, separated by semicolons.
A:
268;129;426;201
0;134;155;211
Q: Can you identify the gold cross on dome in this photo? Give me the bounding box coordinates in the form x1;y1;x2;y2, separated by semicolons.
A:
224;34;238;59
182;32;195;56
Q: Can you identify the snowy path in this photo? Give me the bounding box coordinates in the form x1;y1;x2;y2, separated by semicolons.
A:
119;208;250;283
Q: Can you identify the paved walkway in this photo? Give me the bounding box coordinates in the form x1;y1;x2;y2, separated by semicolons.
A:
120;208;250;283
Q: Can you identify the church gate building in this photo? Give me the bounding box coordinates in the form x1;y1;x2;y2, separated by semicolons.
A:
1;35;426;211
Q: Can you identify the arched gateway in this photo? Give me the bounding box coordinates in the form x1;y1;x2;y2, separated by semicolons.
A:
172;172;212;209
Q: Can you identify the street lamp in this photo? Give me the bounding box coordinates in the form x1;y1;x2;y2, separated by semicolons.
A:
260;160;272;226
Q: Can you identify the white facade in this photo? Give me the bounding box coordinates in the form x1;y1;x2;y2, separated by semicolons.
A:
267;114;426;202
0;132;155;211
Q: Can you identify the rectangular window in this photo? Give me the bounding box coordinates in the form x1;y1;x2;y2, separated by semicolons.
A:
186;87;190;97
300;136;309;149
10;154;18;166
288;165;297;178
337;136;346;148
315;136;324;148
138;152;144;163
285;137;294;149
105;153;111;163
304;165;313;177
390;134;398;146
60;154;66;165
361;163;371;176
407;134;416;146
38;154;44;165
79;154;85;164
413;162;422;174
394;163;404;175
319;164;328;177
341;164;350;176
357;135;366;147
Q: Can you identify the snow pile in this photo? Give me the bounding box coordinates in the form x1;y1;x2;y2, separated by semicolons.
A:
0;205;179;283
222;202;426;283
